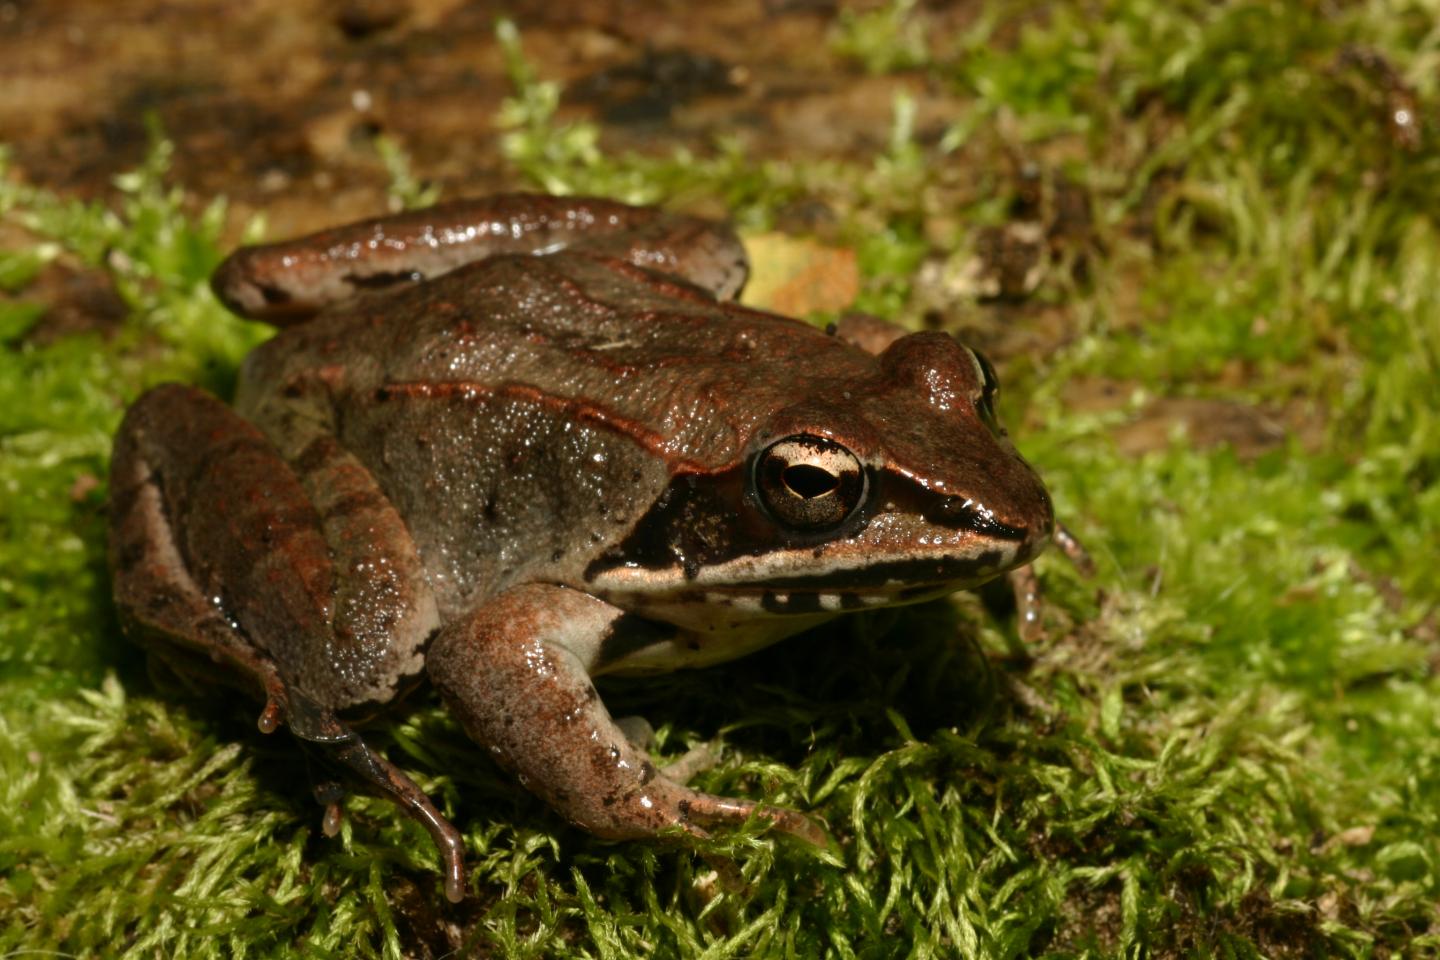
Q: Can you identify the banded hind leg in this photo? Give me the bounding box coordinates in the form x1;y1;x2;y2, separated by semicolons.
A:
211;193;750;324
109;383;467;902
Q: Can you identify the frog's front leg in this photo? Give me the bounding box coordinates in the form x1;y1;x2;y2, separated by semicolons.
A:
429;585;826;846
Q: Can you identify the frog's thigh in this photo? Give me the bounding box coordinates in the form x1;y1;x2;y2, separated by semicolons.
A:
111;384;346;715
114;386;436;710
110;385;465;900
111;392;290;710
429;585;824;844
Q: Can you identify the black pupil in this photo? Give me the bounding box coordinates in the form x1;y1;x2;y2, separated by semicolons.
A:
783;463;839;499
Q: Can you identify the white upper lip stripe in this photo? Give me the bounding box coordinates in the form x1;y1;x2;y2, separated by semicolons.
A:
590;541;1018;590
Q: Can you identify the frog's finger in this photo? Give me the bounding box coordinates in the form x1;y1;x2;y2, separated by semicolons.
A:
1054;522;1096;577
1009;563;1046;646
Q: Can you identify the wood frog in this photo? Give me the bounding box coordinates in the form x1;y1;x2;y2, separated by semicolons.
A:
109;194;1074;903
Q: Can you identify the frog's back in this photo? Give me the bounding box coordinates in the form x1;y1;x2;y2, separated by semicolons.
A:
237;252;879;613
385;253;870;455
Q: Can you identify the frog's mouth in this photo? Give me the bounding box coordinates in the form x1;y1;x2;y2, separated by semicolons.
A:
588;541;1034;619
717;550;1024;591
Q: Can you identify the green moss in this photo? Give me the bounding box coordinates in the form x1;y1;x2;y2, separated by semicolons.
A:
830;0;930;76
4;3;1440;956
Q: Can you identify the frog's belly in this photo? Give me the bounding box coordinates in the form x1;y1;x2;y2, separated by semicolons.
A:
597;609;837;676
592;581;959;675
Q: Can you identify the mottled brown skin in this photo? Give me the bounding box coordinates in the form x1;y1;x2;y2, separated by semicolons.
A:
109;194;1061;904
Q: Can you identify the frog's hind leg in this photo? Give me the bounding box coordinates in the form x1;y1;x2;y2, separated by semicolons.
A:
213;194;749;323
109;384;466;902
111;391;294;723
428;584;827;848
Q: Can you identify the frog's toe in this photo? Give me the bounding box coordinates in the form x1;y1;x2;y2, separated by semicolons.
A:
613;715;657;751
286;691;468;903
678;792;830;849
764;806;830;849
658;741;721;784
1055;521;1096;577
305;767;349;838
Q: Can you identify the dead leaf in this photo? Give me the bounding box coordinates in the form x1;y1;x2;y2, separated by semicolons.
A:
740;232;859;316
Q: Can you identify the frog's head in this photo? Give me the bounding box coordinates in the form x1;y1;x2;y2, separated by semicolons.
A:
586;331;1055;618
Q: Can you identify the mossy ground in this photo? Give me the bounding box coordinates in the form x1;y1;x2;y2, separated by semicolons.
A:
3;3;1439;957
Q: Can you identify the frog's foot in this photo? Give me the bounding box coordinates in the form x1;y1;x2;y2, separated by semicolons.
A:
429;584;827;849
283;691;467;903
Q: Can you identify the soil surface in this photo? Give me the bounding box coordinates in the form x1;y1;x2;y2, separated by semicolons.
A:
1;0;970;239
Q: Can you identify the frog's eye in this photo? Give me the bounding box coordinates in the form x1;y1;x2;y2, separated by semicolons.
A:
970;348;1003;435
754;436;865;531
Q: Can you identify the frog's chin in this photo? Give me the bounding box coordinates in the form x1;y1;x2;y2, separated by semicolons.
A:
596;570;994;671
594;581;972;665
